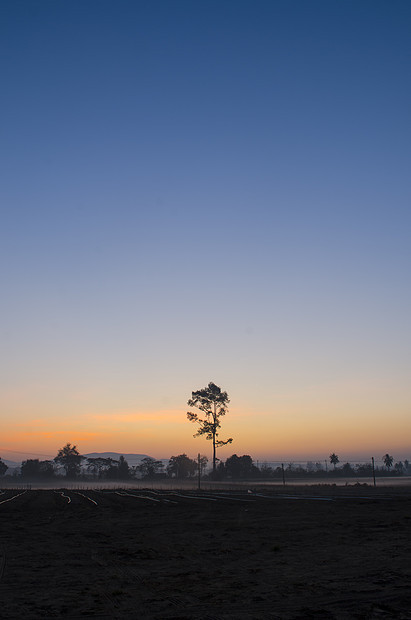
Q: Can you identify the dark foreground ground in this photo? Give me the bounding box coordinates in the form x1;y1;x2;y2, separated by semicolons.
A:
0;485;411;619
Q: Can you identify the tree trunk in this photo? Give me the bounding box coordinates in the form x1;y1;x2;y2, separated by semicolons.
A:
212;403;217;472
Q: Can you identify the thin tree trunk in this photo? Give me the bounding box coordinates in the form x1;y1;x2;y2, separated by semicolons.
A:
212;403;217;472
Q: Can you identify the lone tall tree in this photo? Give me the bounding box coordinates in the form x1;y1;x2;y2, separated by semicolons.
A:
187;382;233;473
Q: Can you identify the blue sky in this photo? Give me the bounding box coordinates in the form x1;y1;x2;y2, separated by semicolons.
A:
1;0;410;462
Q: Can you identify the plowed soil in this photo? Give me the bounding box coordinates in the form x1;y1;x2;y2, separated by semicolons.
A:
0;486;411;619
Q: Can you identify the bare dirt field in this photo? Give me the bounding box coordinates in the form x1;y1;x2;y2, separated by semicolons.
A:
0;485;411;619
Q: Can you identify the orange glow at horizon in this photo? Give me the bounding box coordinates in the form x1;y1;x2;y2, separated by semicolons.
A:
1;401;411;463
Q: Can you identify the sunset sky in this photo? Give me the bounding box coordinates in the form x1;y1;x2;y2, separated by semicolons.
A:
1;1;410;466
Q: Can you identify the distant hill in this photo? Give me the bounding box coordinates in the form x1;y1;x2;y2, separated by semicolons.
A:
84;452;154;468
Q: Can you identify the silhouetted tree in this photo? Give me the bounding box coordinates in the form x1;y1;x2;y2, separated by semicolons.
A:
383;453;393;471
329;453;339;470
0;459;8;476
41;460;55;478
86;458;101;478
225;454;258;479
136;457;164;479
86;457;115;478
167;454;197;479
187;382;233;473
341;462;354;475
395;461;404;475
21;459;54;479
54;443;84;478
117;455;130;479
105;458;121;479
21;459;40;478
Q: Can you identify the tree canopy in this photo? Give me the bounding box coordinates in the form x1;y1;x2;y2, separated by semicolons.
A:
383;453;394;470
136;457;164;479
225;454;258;479
167;454;197;479
329;453;339;469
86;457;113;478
54;443;84;478
21;459;54;479
117;455;130;479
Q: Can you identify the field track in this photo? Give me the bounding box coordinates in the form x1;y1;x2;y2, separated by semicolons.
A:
0;487;411;618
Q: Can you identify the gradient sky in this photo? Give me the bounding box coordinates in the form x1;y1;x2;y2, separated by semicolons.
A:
1;0;410;465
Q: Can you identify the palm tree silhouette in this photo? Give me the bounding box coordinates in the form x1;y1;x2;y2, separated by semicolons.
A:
329;453;339;470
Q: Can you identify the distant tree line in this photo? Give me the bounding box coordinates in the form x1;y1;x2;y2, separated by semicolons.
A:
1;445;408;482
0;444;209;481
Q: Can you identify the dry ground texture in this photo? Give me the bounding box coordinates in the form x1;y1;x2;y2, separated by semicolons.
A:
0;485;411;619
